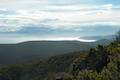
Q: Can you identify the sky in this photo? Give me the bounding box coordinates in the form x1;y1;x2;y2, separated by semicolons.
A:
0;0;120;43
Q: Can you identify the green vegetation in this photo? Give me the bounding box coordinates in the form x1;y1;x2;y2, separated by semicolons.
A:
0;41;98;64
0;51;87;80
0;32;120;80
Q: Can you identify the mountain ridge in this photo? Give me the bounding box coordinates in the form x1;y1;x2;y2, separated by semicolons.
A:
0;39;112;64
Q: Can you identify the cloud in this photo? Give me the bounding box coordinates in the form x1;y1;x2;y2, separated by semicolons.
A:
0;0;120;43
0;34;96;44
0;0;119;32
102;4;113;10
0;4;119;32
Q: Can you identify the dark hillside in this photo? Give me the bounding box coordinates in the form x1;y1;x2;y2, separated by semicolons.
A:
0;41;105;64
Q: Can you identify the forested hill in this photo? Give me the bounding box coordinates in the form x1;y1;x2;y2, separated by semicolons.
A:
0;39;111;64
0;35;119;80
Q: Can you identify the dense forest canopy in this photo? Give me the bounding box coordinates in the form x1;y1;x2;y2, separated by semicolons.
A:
0;31;120;80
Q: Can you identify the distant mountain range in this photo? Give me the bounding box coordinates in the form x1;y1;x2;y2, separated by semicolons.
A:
81;35;114;40
0;37;112;64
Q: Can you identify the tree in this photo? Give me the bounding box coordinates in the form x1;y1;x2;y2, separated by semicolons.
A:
115;30;120;43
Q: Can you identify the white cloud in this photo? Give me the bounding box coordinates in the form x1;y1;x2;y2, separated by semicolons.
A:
102;4;113;10
0;3;119;32
0;35;96;44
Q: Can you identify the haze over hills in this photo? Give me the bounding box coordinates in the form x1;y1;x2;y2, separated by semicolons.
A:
0;37;112;64
81;35;114;40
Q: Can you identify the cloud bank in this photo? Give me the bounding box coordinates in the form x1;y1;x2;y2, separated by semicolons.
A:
0;4;119;32
0;0;119;43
